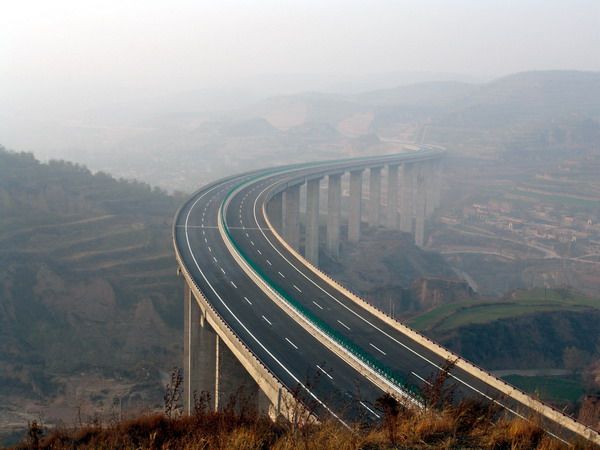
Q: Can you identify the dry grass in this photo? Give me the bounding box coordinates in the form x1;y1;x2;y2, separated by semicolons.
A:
10;401;597;449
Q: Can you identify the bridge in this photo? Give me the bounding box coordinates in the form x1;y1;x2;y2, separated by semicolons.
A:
173;147;600;444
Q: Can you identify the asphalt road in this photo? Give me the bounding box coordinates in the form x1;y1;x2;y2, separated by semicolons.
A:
174;152;591;444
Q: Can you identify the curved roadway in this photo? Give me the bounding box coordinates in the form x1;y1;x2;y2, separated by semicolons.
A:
174;150;597;444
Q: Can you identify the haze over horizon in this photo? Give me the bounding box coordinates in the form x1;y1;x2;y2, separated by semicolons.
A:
2;0;599;118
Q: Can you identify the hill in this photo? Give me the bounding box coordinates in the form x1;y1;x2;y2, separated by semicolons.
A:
0;147;184;443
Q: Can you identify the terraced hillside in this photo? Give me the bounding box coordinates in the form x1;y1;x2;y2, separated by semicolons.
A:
409;288;600;411
0;148;184;442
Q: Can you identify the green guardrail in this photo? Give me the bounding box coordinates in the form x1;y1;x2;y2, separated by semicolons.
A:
220;167;425;405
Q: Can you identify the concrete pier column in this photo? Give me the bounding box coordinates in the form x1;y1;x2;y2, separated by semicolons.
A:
425;160;436;217
183;282;216;415
283;185;301;250
415;164;427;247
214;334;258;413
386;164;399;229
433;158;442;209
305;178;321;265
368;167;382;228
267;192;283;231
326;174;342;258
348;169;363;243
399;163;414;233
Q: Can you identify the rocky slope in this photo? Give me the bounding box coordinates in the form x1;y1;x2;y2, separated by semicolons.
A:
0;148;184;442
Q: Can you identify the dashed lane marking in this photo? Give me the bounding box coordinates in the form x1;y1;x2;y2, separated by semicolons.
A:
369;343;387;356
337;320;350;331
285;338;298;350
316;365;333;380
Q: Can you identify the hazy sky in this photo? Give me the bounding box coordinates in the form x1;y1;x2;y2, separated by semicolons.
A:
2;0;600;113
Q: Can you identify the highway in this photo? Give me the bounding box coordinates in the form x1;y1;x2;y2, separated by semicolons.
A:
174;151;600;444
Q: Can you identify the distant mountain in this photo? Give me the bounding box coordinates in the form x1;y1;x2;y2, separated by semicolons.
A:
242;71;600;156
438;71;600;129
0;148;183;433
354;81;476;108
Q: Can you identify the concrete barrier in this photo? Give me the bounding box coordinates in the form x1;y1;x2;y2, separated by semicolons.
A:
174;221;310;424
261;185;600;445
218;185;422;410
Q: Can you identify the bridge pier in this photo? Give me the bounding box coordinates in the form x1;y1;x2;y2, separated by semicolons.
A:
267;192;283;231
305;178;321;265
283;185;300;250
184;280;269;416
184;282;216;415
425;160;436;217
368;167;382;228
414;164;427;247
326;173;342;259
386;164;399;229
399;163;414;233
348;169;363;243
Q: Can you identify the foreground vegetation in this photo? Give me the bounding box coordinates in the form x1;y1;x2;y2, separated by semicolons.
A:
12;403;599;450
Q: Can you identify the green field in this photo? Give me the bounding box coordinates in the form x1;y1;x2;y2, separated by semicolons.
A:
502;374;585;404
409;288;600;332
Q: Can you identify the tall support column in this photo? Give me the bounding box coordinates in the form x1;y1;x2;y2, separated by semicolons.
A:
433;158;442;209
399;163;414;233
183;282;216;415
283;185;300;250
305;178;321;265
267;192;283;231
214;334;258;412
425;160;436;217
348;169;363;243
415;164;427;247
326;174;342;258
386;164;399;229
368;167;382;228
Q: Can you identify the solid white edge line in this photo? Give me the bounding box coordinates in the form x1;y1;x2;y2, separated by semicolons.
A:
183;182;348;428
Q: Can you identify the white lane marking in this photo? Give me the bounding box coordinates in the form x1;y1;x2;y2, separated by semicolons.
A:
285;338;298;350
316;364;333;380
278;271;285;278
183;186;347;430
208;246;212;253
369;343;387;356
251;184;513;408
262;315;272;325
257;249;262;255
250;240;255;246
243;296;252;305
231;281;237;289
359;401;381;419
213;256;218;263
293;284;302;293
245;232;249;238
313;301;324;310
266;259;272;266
220;267;226;274
411;371;432;386
337;320;351;331
204;237;207;243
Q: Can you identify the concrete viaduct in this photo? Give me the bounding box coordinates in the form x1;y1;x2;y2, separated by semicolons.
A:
173;147;600;445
